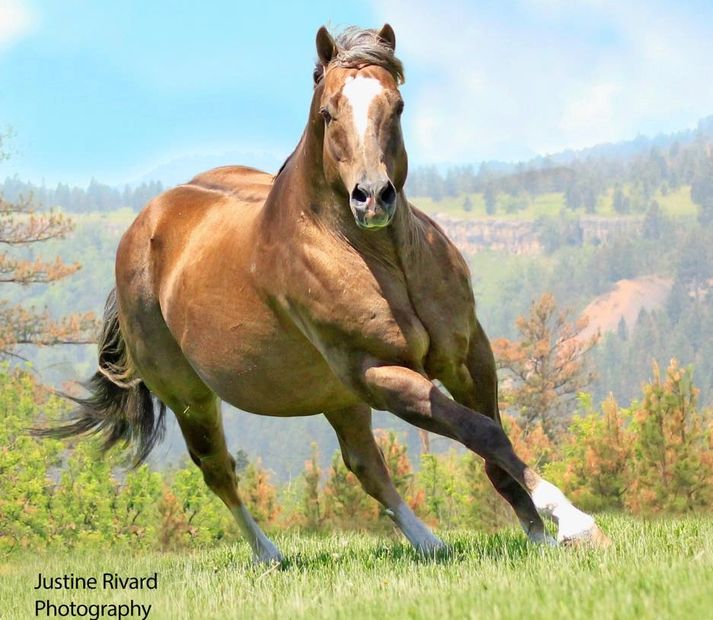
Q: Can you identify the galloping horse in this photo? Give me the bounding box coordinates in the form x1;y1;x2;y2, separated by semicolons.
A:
44;25;608;562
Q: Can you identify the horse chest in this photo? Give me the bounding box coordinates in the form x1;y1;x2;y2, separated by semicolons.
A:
285;248;431;367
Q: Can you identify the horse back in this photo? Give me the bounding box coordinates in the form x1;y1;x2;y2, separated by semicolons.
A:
187;165;273;204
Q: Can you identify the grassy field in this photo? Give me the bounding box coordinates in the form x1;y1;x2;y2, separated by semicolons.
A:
2;515;711;620
410;185;698;220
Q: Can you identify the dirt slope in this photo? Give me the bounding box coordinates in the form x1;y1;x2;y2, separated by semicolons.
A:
579;275;673;340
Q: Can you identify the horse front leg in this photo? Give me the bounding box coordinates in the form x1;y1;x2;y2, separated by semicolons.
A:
359;363;610;546
437;322;554;545
325;403;445;556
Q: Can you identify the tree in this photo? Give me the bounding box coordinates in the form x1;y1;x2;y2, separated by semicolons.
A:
492;293;600;438
483;184;497;215
374;430;423;513
0;368;64;552
691;155;713;226
642;200;664;240
549;393;633;512
612;187;630;214
240;458;279;526
625;360;713;514
301;443;323;531
323;450;377;529
0;131;97;357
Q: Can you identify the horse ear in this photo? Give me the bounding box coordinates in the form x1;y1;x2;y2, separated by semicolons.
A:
377;24;396;51
316;26;336;66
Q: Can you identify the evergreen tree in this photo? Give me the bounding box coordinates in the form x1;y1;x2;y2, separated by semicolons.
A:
626;360;713;514
0;131;98;356
492;293;600;438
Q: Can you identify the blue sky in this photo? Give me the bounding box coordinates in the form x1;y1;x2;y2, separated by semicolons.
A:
2;0;713;185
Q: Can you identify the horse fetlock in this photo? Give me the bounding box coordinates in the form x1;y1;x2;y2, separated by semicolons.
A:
390;503;446;556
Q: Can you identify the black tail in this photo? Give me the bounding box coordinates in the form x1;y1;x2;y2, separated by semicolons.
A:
32;289;166;466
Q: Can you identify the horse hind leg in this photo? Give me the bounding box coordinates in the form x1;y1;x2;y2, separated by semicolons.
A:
117;288;283;562
171;394;283;564
325;404;445;556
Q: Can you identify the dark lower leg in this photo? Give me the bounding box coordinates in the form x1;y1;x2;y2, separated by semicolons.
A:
364;365;540;491
485;461;551;542
441;331;549;540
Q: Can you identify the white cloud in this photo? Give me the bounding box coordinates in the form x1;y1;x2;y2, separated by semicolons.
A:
0;0;35;49
369;0;713;163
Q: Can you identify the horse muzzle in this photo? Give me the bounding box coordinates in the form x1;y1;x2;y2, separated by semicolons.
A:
350;180;397;230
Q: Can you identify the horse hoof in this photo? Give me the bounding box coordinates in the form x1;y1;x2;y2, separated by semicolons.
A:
526;531;558;546
560;523;612;549
253;542;285;566
416;537;448;558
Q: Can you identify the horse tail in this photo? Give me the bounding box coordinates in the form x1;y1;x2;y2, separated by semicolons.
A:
33;289;166;466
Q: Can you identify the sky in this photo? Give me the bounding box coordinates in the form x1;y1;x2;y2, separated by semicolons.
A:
1;0;713;186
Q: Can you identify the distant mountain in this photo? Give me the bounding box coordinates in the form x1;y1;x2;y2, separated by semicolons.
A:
486;114;713;173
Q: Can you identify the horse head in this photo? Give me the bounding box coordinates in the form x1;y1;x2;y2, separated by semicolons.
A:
313;25;407;230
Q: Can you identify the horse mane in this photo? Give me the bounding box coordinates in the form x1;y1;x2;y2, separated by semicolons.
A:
314;26;405;86
275;27;405;180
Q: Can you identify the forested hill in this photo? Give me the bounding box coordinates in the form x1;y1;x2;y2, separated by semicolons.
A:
0;178;164;213
406;114;713;218
2;114;713;217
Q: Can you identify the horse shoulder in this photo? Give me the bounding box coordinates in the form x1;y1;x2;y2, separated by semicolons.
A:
408;204;473;292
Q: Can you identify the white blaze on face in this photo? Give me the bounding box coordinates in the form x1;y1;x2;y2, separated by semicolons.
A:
342;75;384;143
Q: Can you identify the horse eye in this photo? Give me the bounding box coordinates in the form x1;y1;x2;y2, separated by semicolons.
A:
395;100;405;115
319;107;333;123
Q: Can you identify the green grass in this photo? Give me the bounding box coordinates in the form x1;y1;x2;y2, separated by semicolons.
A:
2;515;712;619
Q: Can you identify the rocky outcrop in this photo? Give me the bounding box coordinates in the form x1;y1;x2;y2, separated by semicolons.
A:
430;213;643;255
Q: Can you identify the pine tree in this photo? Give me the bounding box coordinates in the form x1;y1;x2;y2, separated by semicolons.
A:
0;131;98;356
301;443;322;531
626;360;713;514
241;458;279;526
492;293;600;438
483;184;497;215
550;393;633;512
323;451;377;530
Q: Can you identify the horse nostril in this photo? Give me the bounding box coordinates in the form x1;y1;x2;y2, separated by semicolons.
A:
351;186;369;204
379;182;396;205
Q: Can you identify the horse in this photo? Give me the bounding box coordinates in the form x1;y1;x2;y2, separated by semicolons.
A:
41;24;609;563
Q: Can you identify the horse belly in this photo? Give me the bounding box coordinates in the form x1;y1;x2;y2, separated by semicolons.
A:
168;290;358;416
201;335;357;416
